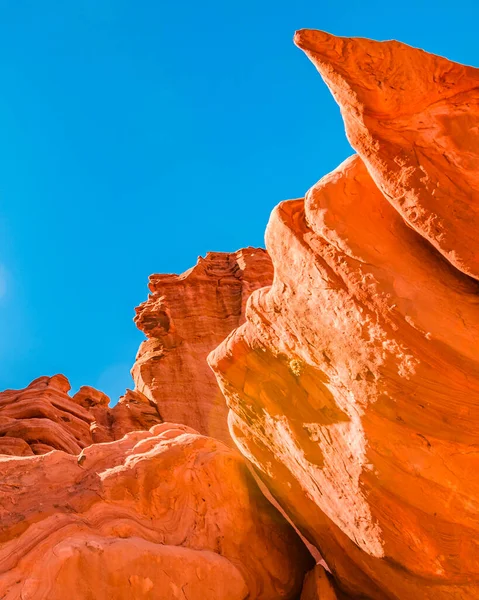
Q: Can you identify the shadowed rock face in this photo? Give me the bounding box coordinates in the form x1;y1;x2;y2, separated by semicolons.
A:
300;565;340;600
132;248;273;444
209;31;479;600
0;375;163;455
0;423;312;600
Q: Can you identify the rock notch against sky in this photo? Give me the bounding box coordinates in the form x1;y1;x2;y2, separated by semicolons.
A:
1;28;479;600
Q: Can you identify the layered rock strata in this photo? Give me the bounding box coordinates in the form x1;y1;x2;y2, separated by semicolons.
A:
0;422;312;599
0;375;162;455
132;248;273;444
209;31;479;599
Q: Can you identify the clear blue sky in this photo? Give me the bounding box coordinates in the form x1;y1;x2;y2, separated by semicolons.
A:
0;0;477;401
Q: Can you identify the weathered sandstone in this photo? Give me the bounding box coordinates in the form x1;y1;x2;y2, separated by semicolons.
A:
3;28;477;600
209;32;479;599
0;375;162;454
294;29;479;280
132;248;273;444
0;423;312;599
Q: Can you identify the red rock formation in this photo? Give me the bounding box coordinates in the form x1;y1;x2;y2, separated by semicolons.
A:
209;32;479;600
0;422;312;599
294;29;479;280
132;248;273;444
0;375;162;455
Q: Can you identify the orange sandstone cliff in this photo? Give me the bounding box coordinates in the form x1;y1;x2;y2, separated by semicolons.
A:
209;31;479;600
295;29;479;280
2;28;478;600
132;248;273;444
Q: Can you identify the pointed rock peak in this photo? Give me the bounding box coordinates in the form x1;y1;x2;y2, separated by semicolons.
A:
295;29;479;280
294;29;479;118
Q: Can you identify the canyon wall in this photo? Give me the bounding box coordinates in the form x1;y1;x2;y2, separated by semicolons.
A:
209;30;479;600
0;249;310;600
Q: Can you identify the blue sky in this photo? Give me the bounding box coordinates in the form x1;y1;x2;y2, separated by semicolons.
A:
0;0;477;401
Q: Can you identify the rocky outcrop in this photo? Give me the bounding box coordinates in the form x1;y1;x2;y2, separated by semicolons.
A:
4;28;477;600
295;29;479;280
0;422;312;599
132;248;273;444
0;375;163;455
209;32;479;599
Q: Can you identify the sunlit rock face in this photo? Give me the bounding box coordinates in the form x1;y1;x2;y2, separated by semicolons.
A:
295;29;479;280
209;31;479;600
0;423;312;600
132;248;273;444
0;375;163;455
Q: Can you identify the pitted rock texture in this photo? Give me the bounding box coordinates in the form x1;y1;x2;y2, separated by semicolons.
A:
0;375;162;455
209;32;479;600
0;423;312;599
132;248;273;444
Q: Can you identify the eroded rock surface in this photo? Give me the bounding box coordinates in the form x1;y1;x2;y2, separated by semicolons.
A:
294;29;479;280
209;32;479;600
0;423;312;599
0;375;162;455
132;248;273;444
